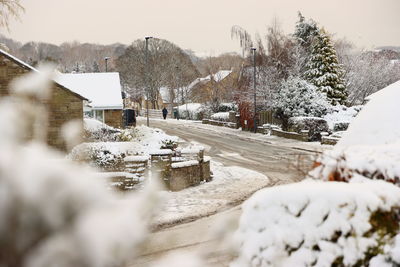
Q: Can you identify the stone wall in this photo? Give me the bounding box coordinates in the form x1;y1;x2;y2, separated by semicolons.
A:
170;162;201;191
105;109;122;128
202;119;238;129
148;148;212;191
271;128;309;142
0;53;84;150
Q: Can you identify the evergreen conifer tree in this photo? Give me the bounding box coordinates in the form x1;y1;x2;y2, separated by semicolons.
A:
92;61;100;72
293;12;319;50
304;29;347;105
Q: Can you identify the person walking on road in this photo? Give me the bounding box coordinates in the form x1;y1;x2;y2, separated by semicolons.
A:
162;107;168;120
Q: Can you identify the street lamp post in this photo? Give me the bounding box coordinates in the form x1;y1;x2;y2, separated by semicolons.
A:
145;36;153;127
104;57;110;72
251;47;257;133
175;66;181;120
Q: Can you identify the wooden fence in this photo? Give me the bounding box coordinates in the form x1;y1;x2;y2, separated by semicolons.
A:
258;110;282;126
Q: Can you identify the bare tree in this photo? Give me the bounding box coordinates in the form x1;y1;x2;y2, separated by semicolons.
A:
116;38;199;109
0;0;24;31
231;18;296;110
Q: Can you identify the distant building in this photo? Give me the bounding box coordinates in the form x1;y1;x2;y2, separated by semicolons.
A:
57;72;124;128
189;70;238;103
0;49;86;150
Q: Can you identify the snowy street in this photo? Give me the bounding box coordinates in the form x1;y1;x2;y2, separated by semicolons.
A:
138;117;325;185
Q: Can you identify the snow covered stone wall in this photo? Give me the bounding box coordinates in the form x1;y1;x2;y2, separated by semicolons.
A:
232;179;400;267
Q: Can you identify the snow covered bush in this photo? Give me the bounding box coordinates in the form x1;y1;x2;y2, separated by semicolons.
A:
218;102;237;112
310;143;400;185
69;142;129;171
323;105;362;131
232;179;400;267
288;117;330;141
83;118;121;142
272;76;331;130
176;103;211;120
211;112;230;122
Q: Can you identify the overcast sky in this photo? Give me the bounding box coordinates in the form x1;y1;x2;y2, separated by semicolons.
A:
3;0;400;55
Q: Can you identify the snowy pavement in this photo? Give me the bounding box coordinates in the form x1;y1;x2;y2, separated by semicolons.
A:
155;162;270;229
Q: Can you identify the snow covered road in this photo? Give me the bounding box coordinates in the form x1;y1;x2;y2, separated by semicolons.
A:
139;118;323;186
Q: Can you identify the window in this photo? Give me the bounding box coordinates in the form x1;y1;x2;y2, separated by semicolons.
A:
95;110;104;123
84;110;94;118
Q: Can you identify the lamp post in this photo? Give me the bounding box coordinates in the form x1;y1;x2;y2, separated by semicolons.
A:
104;57;110;72
175;66;182;120
145;36;153;127
251;47;257;133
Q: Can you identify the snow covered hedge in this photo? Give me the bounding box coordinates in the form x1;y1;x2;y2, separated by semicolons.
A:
176;103;211;120
232;178;400;267
310;143;400;185
218;102;237;112
288;117;330;141
210;112;230;122
323;105;362;132
83;118;121;142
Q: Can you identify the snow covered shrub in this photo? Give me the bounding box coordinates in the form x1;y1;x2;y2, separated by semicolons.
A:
161;139;178;150
232;179;400;267
332;122;350;132
83;118;121;142
218;102;237;112
211;112;230;122
288;117;330;141
177;103;211;120
310;143;400;185
323;105;362;131
117;128;135;142
272;77;331;130
69;142;127;171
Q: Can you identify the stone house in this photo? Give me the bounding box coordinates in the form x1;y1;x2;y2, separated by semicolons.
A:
57;72;124;128
0;49;86;150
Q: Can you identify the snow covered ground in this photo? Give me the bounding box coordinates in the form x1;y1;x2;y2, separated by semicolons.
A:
155;161;269;228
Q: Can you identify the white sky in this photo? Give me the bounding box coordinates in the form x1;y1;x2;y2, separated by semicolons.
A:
3;0;400;55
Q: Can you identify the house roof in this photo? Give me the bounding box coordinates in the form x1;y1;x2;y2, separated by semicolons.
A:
188;70;232;90
56;72;123;110
365;80;400;101
0;49;87;101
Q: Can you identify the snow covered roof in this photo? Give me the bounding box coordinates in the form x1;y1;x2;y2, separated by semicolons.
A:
338;80;400;147
364;80;400;101
0;49;87;100
57;72;123;110
188;70;232;89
